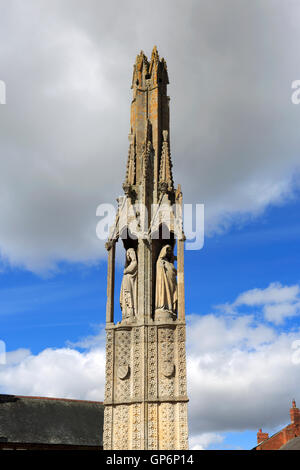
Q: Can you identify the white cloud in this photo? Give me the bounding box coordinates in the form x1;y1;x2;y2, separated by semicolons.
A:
0;347;105;401
189;432;224;450
235;283;300;307
0;1;300;272
1;291;300;448
217;282;300;325
187;313;276;353
186;314;300;436
5;348;31;365
264;302;300;324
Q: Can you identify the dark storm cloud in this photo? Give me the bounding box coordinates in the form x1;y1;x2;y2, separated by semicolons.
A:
0;0;299;271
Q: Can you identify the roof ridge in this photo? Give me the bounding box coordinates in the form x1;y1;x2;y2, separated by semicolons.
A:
0;394;103;404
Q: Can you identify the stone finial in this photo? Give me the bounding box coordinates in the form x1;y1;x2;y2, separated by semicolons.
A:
159;130;174;192
131;51;149;89
151;45;159;62
131;46;169;88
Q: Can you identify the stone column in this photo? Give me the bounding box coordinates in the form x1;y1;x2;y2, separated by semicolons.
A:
177;237;185;321
106;241;115;324
137;238;152;321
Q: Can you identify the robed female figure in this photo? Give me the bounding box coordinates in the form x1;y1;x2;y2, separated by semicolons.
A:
120;248;138;321
155;244;177;316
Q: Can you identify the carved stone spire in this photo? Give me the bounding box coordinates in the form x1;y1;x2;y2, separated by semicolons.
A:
126;46;171;203
131;50;149;91
149;45;169;87
159;130;174;193
123;133;136;194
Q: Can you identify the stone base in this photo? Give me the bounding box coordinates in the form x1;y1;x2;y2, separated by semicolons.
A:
103;322;189;450
103;401;188;450
155;309;176;322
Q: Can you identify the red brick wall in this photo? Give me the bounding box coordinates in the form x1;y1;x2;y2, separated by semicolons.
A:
256;406;300;450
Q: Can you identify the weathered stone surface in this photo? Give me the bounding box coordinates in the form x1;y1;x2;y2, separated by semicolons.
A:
103;47;189;450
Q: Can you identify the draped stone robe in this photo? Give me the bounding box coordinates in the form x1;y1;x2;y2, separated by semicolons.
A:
120;248;138;320
155;244;177;314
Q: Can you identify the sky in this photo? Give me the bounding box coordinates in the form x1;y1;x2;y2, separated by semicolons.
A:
0;0;300;450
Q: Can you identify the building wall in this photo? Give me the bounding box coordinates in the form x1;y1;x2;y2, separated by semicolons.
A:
256;400;300;450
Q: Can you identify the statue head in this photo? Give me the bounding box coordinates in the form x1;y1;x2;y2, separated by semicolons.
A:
125;248;136;264
158;244;173;260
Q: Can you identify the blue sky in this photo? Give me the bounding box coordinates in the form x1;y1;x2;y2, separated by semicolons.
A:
1;0;300;450
1;194;300;449
1;193;299;355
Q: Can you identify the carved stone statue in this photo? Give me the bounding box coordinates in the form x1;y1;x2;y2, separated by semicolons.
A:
155;244;177;320
120;248;138;321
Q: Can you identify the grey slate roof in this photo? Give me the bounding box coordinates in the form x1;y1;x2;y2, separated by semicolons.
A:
0;394;104;447
280;436;300;450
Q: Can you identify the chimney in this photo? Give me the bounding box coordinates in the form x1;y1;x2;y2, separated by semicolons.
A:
290;399;300;424
257;428;269;444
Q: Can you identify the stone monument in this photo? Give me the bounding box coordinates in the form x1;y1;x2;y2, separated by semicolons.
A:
103;47;189;450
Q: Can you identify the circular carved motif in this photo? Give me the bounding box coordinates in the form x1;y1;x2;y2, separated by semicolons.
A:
162;360;175;378
118;361;129;380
